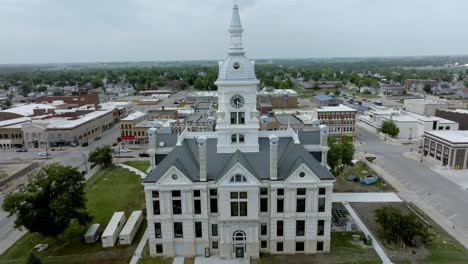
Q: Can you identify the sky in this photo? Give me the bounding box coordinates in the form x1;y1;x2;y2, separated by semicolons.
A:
1;0;468;64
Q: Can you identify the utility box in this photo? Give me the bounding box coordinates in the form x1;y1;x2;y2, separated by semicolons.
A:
102;212;126;248
119;210;144;245
84;224;102;244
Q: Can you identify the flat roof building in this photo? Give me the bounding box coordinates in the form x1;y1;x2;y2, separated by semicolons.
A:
423;130;468;170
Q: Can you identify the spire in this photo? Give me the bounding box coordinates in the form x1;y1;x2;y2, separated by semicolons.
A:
228;4;244;55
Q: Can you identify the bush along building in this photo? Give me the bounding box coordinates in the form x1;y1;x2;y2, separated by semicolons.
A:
142;4;335;259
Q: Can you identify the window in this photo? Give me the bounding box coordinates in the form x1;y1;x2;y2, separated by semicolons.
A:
230;112;238;124
296;220;305;236
296;242;304;252
174;222;183;238
277;242;284;252
239;112;245;124
297;188;306;196
239;134;245;143
261;223;267;236
296;198;306;212
260;188;268;213
193;190;200;197
152;191;159;199
172;200;182;215
318;197;326;212
172;190;181;197
195;222;202;238
230;174;247;183
317;241;324;251
318;220;325;236
319;188;326;195
156;244;163;253
212;241;218;249
230;192;248;216
297;188;306;212
194;200;201;214
231;134;237;143
277;198;284;213
153;200;160;215
277;220;284;236
212;224;218;236
154;223;162;238
209;189;218;214
261;240;267;249
299;171;305;177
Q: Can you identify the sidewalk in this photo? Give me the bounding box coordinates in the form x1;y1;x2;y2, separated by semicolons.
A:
116;163;146;179
129;228;148;264
333;192;402;203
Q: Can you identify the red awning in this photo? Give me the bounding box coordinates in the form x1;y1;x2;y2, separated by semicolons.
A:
120;136;135;140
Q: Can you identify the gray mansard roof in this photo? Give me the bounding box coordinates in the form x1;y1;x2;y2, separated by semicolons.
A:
144;136;334;183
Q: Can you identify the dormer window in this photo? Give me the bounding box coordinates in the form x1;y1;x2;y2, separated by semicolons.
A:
230;174;247;183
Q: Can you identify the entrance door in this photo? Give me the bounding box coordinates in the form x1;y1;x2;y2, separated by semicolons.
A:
235;245;244;258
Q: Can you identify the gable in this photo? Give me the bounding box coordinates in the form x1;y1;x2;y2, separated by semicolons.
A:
156;166;193;186
285;163;322;184
216;163;262;186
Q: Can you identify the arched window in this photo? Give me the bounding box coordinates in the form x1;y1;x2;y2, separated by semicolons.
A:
233;230;246;241
230;174;247;183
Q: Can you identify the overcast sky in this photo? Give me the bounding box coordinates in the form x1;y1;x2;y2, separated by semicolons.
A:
1;0;467;64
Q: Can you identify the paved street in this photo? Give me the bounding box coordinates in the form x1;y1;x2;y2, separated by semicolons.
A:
355;127;468;248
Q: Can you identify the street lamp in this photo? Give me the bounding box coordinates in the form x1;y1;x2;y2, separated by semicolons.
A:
408;128;413;144
82;154;88;174
419;141;423;163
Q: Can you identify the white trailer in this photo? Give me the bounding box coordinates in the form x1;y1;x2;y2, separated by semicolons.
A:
119;210;144;245
102;211;126;248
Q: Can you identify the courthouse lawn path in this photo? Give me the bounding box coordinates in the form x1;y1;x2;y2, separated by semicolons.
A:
0;166;146;264
123;160;150;173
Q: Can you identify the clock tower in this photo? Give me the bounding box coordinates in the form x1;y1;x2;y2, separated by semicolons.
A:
215;4;260;153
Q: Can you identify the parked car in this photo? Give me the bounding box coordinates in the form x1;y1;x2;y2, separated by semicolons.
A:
120;148;132;153
139;153;150;157
94;136;101;141
16;149;28;152
71;142;79;147
38;152;50;156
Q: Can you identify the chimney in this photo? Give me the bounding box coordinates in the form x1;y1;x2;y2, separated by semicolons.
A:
319;125;329;166
147;128;158;170
269;135;279;180
197;136;207;182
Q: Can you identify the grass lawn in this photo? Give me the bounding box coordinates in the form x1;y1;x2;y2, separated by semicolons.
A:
352;203;468;264
335;161;393;192
138;257;173;264
124;160;150;173
251;232;380;264
0;166;146;264
0;168;8;181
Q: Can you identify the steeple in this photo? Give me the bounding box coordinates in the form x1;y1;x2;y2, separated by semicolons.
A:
228;4;244;55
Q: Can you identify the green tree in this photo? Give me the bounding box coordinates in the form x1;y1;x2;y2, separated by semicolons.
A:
2;164;91;237
423;84;432;94
91;75;104;88
327;137;342;173
193;78;206;90
26;253;42;264
327;136;355;174
464;79;468;87
88;145;113;168
340;135;355;166
375;206;429;245
19;81;32;96
381;120;400;137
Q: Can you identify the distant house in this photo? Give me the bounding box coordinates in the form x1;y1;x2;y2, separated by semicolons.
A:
313;95;343;107
457;88;468;99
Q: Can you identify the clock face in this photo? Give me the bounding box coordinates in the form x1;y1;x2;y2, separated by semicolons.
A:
230;94;245;109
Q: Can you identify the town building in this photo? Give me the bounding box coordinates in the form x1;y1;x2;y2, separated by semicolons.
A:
436;109;468;130
35;93;100;107
257;88;298;109
404;79;438;92
403;99;449;116
457;87;468;99
0;103;57;121
422;130;468;170
0;117;30;149
120;111;150;144
312;105;356;136
312;95;343;107
143;5;334;260
358;107;459;139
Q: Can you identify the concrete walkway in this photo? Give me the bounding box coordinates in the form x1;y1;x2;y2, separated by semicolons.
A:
343;203;393;264
194;256;249;264
173;257;184;264
129;227;148;264
117;163;147;179
333;192;402;203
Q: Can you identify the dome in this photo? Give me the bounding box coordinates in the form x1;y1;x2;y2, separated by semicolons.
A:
216;54;259;85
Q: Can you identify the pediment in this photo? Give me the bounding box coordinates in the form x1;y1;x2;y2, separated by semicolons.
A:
216;163;262;186
156;166;193;186
284;163;321;184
